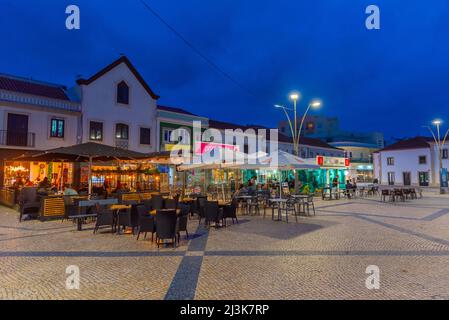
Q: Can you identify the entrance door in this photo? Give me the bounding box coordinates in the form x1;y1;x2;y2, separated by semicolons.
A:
7;113;29;146
403;172;411;186
387;172;395;186
418;172;429;187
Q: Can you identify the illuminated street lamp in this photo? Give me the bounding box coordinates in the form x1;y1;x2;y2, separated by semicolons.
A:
425;119;449;194
275;94;322;193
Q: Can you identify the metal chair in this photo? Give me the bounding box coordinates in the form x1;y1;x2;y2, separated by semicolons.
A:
204;201;220;227
176;203;190;242
151;195;163;210
155;210;178;248
280;197;297;223
136;204;155;241
93;203;115;234
18;187;40;222
303;195;316;216
223;198;239;226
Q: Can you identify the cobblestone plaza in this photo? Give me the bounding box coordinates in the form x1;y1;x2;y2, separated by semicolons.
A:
2;194;449;300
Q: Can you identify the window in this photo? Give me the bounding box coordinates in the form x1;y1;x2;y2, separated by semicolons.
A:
419;156;427;164
140;128;151;145
116;123;129;140
443;149;448;159
117;81;129;104
89;121;103;141
387;172;395;185
50;118;64;138
163;129;173;143
387;157;394;166
419;171;429;186
162;128;189;144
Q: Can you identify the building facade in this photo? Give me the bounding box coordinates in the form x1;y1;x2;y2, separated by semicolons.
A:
156;105;208;152
279;115;384;182
0;74;81;187
373;136;449;187
75;56;159;153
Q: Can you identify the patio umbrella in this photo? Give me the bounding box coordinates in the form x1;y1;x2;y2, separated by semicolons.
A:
222;150;319;196
14;142;149;196
223;150;319;170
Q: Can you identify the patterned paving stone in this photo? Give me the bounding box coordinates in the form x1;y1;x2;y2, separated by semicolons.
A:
1;192;449;300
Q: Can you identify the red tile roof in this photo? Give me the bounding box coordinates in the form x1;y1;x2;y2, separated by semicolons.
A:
76;56;160;100
0;75;70;101
157;105;199;116
377;136;433;152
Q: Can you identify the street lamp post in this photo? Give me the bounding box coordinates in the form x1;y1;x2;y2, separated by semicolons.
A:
426;120;449;194
275;94;321;193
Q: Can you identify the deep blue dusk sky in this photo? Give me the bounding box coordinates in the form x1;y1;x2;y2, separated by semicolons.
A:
1;0;449;139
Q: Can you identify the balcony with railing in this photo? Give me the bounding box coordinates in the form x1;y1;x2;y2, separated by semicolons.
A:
115;138;129;150
0;130;36;148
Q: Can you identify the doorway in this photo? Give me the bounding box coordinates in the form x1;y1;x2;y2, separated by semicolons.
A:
7;113;29;147
403;172;411;186
418;171;429;187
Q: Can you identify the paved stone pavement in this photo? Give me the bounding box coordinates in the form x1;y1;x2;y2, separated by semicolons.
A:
2;193;449;300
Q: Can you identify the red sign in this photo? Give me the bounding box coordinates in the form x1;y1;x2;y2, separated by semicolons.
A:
345;158;351;167
194;142;240;155
317;156;324;166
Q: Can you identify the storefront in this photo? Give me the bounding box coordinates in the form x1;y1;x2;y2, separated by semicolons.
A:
85;162;170;193
351;163;374;183
3;160;74;188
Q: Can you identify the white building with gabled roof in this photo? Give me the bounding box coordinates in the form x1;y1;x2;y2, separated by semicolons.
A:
75;56;159;153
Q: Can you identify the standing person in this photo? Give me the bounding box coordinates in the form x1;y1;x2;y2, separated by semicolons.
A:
345;180;353;199
332;176;338;189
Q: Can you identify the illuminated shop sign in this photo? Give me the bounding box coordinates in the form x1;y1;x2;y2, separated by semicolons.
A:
316;156;350;168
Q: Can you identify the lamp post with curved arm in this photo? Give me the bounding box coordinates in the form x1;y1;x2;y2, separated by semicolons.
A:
275;95;322;193
425;120;449;194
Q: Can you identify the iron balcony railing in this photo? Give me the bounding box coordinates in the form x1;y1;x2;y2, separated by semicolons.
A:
115;138;129;150
0;130;36;148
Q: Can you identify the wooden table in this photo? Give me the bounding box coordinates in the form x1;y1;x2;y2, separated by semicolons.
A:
150;209;181;216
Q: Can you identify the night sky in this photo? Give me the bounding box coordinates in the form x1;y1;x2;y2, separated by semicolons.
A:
1;0;449;139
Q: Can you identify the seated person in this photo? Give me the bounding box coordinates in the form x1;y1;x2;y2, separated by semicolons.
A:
64;184;78;196
38;177;51;189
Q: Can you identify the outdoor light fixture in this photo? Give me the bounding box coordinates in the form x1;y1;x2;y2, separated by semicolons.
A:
311;100;322;108
425;119;449;194
290;93;300;101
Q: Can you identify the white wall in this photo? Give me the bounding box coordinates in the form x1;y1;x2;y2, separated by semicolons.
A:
375;148;434;186
0;103;79;150
79;62;158;153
